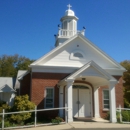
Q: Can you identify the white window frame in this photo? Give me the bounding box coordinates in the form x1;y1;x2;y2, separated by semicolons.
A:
70;50;86;61
103;89;109;110
44;87;54;108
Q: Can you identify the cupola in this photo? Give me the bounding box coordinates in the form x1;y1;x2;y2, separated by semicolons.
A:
55;4;85;47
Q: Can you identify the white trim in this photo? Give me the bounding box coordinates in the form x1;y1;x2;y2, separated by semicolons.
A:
31;66;124;76
44;87;54;109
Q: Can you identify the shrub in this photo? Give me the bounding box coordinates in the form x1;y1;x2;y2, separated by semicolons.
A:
10;95;35;124
0;100;6;106
0;121;11;128
0;104;11;113
51;117;64;124
121;110;130;122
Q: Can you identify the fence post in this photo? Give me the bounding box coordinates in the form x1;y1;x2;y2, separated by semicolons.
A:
34;106;37;127
119;105;122;123
2;109;5;130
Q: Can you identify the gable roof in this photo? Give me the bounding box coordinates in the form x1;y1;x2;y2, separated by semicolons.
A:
0;84;15;92
66;61;116;80
30;33;125;71
59;61;116;84
0;77;15;93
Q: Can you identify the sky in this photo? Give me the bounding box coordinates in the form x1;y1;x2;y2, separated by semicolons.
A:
0;0;130;63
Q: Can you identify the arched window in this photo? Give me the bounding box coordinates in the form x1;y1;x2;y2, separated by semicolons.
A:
70;50;86;61
73;52;83;58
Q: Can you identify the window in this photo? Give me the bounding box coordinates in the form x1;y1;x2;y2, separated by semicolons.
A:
45;88;54;108
103;90;109;109
74;52;83;58
70;50;86;61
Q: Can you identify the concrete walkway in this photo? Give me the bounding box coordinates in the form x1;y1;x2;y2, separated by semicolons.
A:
16;122;130;130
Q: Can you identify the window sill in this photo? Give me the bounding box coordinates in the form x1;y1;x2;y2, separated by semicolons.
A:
103;109;109;111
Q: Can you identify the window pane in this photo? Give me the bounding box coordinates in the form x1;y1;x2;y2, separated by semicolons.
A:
74;53;83;58
46;99;53;103
46;104;53;108
45;88;54;108
104;100;109;104
46;89;53;98
104;104;109;109
104;90;109;99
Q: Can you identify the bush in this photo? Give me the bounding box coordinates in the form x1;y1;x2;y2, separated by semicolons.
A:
10;95;35;124
51;117;64;124
122;110;130;122
0;100;6;106
0;104;11;113
0;121;11;128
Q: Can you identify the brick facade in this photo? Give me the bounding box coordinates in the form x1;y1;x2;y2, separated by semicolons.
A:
30;72;69;118
25;72;124;119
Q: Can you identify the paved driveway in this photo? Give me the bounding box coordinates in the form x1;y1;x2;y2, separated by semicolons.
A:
17;122;130;130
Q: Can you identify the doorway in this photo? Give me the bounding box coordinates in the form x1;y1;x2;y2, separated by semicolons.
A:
73;85;91;117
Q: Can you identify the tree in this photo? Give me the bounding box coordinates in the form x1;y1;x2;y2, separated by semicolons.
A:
0;54;35;77
120;60;130;108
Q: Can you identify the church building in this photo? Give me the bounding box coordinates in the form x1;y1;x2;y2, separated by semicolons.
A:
16;5;126;123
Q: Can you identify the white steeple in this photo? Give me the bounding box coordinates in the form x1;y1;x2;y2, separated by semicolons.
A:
55;5;85;47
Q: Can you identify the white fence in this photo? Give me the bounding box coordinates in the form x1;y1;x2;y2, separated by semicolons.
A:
116;105;130;124
0;106;69;130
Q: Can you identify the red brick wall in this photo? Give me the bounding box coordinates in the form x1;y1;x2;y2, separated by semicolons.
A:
99;76;124;119
30;72;69;118
31;72;69;108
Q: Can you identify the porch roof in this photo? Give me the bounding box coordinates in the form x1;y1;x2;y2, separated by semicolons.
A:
58;61;117;86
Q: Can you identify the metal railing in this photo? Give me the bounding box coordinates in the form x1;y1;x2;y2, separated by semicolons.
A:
116;105;130;124
0;106;70;130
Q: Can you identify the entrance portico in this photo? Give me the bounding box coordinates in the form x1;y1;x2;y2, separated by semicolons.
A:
59;61;117;123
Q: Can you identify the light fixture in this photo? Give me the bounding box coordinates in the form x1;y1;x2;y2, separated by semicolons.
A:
82;78;86;81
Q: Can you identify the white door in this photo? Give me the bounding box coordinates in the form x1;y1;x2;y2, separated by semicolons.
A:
73;89;78;117
73;87;91;117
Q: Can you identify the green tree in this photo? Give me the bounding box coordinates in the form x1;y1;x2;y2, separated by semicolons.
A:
0;54;35;77
10;95;35;124
120;60;130;108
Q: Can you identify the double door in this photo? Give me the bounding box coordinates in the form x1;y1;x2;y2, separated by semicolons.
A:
73;87;91;117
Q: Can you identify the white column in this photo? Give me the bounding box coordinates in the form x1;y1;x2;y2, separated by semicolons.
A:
66;79;73;122
59;85;64;117
94;86;100;118
109;80;117;123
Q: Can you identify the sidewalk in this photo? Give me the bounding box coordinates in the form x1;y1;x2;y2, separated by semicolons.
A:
17;122;130;130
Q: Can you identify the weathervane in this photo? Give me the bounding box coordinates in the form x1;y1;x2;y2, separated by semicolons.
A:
67;4;72;10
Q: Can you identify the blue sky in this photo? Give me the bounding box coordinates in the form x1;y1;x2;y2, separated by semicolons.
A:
0;0;130;62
